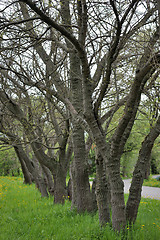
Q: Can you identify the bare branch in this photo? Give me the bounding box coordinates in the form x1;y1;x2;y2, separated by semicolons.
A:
20;0;83;53
0;17;40;30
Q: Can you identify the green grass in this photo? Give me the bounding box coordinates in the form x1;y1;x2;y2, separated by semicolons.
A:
143;177;160;188
0;176;160;240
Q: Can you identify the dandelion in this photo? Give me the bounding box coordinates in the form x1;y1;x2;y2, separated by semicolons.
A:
141;224;145;230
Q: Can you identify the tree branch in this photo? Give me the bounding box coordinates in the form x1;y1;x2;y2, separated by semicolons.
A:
121;0;139;25
0;17;40;30
20;0;83;53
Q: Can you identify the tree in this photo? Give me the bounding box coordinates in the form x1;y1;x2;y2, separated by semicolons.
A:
0;0;160;232
0;112;51;196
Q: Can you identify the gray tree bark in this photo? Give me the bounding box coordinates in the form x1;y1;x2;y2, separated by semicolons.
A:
14;146;32;185
96;153;110;225
42;165;54;195
60;0;93;212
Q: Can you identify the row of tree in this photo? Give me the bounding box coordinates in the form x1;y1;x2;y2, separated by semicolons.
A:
0;0;160;232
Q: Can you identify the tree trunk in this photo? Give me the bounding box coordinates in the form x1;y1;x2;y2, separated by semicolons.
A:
91;178;98;212
36;175;49;197
108;166;126;231
85;116;126;231
59;1;94;212
14;146;32;184
96;153;111;225
144;157;151;180
72;122;93;212
53;164;67;204
42;165;54;195
121;154;128;178
70;160;77;207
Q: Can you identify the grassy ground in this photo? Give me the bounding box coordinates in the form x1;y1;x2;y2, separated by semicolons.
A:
143;177;160;188
0;176;160;240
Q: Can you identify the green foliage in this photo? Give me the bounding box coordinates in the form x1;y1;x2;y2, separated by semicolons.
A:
0;148;20;176
120;151;137;178
120;111;160;178
0;177;160;240
120;136;139;178
151;147;160;174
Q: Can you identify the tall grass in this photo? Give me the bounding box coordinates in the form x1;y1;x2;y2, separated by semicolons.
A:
0;176;160;240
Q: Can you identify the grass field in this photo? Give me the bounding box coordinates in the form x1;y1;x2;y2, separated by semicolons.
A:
0;176;160;240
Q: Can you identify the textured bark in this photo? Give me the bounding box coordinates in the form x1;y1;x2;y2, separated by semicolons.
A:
91;179;98;212
126;116;160;223
71;66;92;212
69;50;93;211
59;0;93;212
53;165;67;204
96;153;110;225
14;146;32;185
70;159;77;208
36;176;49;198
84;113;126;231
121;154;127;178
41;165;54;195
72;122;93;212
109;169;126;230
144;157;151;180
30;140;70;202
70;56;92;211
